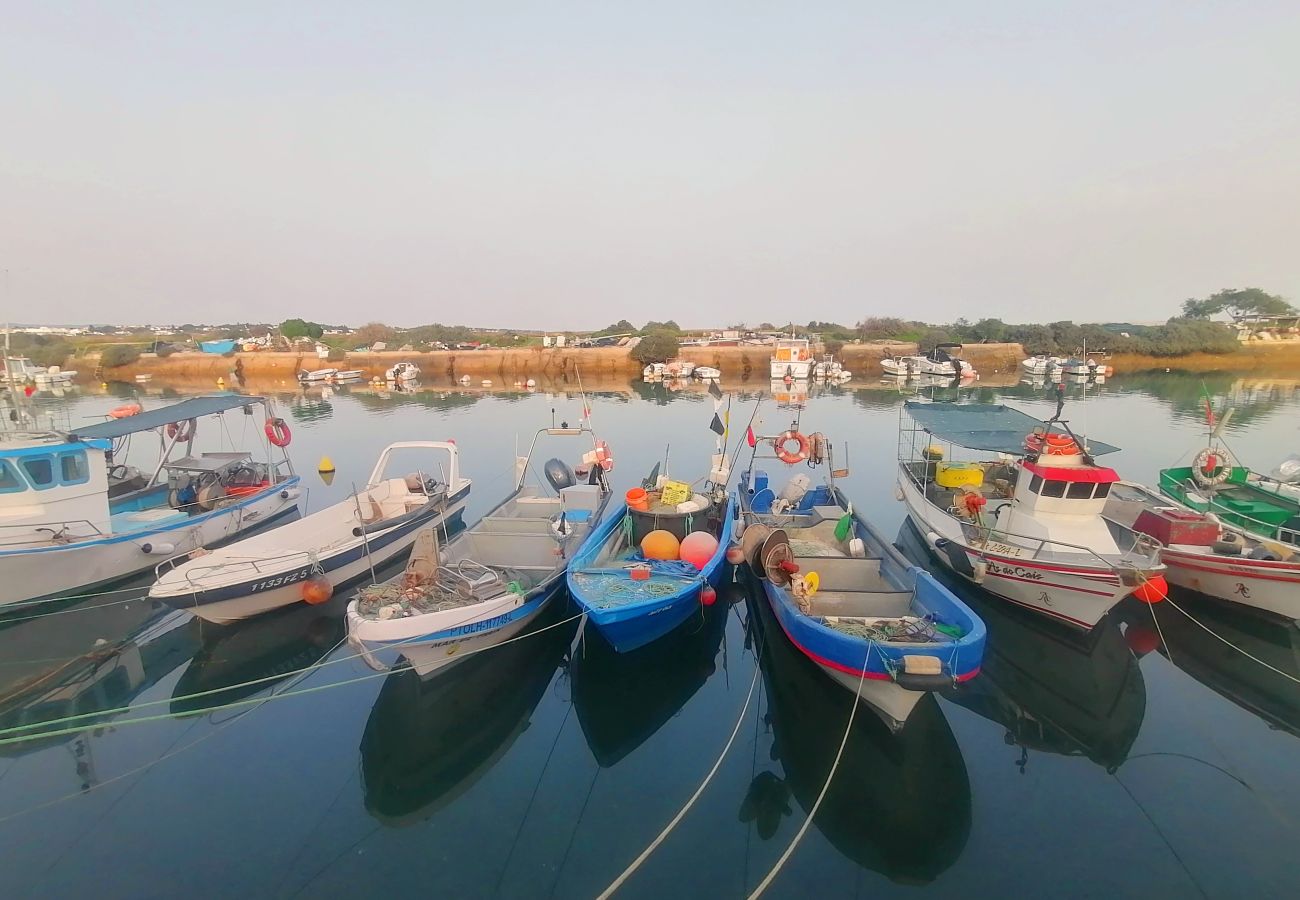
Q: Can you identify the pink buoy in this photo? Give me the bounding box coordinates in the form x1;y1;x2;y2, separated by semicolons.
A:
680;531;720;570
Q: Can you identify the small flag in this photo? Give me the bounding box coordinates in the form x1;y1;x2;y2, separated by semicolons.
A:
708;380;722;400
709;413;725;436
746;425;756;447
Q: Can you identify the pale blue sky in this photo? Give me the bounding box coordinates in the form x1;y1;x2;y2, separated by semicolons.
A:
2;2;1297;328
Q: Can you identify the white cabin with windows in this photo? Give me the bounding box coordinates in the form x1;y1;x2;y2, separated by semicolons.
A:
0;436;113;546
995;458;1123;553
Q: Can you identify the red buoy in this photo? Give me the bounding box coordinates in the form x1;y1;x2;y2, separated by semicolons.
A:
301;574;333;605
1131;575;1168;604
700;585;718;606
1124;624;1160;656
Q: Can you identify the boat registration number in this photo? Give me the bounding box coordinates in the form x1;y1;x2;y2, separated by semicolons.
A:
250;567;311;593
981;541;1024;558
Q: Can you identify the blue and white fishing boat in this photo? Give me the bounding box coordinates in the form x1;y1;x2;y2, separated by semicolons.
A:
1;394;303;607
567;490;735;653
740;423;985;730
347;421;613;676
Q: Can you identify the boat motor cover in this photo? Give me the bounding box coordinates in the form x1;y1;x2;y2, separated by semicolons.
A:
544;458;577;492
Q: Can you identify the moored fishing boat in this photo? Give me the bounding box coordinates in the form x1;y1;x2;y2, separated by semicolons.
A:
897;399;1166;629
149;441;471;623
769;333;814;380
913;344;977;378
385;361;421;383
346;420;612;675
0;394;303;607
740;423;985;730
693;365;721;381
568;476;733;653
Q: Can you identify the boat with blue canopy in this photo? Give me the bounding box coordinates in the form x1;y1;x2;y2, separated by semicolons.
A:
1;394;302;607
740;415;986;731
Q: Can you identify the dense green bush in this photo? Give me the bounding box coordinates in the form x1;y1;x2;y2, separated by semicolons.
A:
99;344;141;367
28;341;73;367
327;347;347;362
631;330;680;364
154;343;176;358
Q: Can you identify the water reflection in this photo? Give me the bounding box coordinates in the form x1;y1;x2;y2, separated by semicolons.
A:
744;573;971;884
358;605;574;827
571;589;730;767
896;521;1146;771
1117;594;1300;738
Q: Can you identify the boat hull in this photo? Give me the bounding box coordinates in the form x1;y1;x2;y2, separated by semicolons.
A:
769;360;813;379
152;489;470;624
900;475;1133;629
2;481;303;607
347;577;564;677
1161;546;1300;620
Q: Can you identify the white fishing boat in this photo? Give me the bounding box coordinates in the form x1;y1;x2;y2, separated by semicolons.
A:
385;361;421;383
663;358;696;378
913;344;977;378
149;441;471;623
298;367;363;384
1020;353;1061;376
2;356;78;385
347;421;613;675
1104;481;1299;620
881;355;918;377
0;394;303;607
812;354;852;381
897;400;1166;629
642;362;665;381
770;335;814;380
693;365;721;380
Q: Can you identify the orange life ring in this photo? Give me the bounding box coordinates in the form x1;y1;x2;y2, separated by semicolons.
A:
774;430;811;465
594;440;614;472
166;418;196;441
108;403;142;419
265;417;292;448
1025;431;1079;456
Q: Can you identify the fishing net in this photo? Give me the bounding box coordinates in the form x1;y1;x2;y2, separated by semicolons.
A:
571;555;702;610
356;564;538;619
821;615;960;644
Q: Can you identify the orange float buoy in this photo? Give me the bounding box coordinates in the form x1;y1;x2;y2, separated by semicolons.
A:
680;531;720;570
1131;575;1168;604
301;574;333;605
641;529;680;561
109;403;143;419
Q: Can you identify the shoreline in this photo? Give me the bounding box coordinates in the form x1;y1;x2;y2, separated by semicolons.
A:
80;340;1300;381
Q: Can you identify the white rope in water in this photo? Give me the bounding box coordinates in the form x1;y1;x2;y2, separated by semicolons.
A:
595;659;762;900
1164;597;1300;685
746;644;872;900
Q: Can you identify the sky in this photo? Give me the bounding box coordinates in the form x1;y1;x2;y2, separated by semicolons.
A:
2;1;1298;329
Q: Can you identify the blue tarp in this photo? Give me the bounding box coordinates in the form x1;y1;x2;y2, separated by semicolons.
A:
903;401;1120;455
70;394;266;441
199;339;237;354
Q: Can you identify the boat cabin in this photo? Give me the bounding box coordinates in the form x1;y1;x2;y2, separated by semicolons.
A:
0;437;114;545
772;337;811;364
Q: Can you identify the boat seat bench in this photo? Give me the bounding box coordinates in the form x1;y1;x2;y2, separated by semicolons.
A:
806;590;914;618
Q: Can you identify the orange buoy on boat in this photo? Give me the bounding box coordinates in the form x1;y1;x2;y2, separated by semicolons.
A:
301;574;333;605
626;487;649;511
109;403;142;419
680;531;719;570
641;529;680;561
1131;574;1168;604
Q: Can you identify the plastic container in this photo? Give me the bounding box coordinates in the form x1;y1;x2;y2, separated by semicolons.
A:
626;487;650;511
936;462;984;489
628;492;717;545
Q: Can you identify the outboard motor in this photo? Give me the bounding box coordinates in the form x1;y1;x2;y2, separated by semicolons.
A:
544;458;576;492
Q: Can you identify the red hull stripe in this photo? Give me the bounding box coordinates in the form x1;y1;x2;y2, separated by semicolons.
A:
983;568;1119;598
985;590;1095;629
773;610;980;683
1165;557;1300;585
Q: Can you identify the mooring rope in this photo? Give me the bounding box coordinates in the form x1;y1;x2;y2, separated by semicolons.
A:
595;654;762;899
1163;596;1300;685
0;608;588;748
746;644;872;899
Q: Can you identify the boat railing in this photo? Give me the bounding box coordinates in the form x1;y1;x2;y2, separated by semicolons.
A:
899;465;1162;572
1169;475;1300;546
0;518;106;545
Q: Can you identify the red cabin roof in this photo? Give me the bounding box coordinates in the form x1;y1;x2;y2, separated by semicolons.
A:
1021;460;1120;484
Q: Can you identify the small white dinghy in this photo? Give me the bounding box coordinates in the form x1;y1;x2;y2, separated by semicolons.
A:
150;442;470;623
347;424;613;676
385;361;421;383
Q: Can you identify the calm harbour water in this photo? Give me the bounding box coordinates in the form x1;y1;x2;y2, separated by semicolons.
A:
2;372;1298;899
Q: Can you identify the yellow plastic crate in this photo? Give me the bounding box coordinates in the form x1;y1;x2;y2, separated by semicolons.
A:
935;462;984;489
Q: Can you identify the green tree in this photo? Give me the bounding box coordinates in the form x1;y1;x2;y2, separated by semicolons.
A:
596;319;636;335
1181;288;1295;319
353;322;396;348
856;317;908;340
281;318;324;340
641;320;681;335
100;344;141;367
631;330;680;364
968;318;1007;342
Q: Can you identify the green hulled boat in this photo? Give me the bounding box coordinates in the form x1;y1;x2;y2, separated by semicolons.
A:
1159;463;1300;549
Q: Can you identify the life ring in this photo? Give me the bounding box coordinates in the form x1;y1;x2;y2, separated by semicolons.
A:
265;417;293;448
774;430;811;465
1024;431;1079;456
594;440;614;472
108;403;142;419
1192;447;1233;487
166;418;197;441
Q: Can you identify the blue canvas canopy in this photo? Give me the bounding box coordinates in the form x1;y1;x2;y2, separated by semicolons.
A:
903;401;1120;456
69;394;266;442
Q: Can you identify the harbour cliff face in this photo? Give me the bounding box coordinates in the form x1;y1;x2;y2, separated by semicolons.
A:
83;339;1300;381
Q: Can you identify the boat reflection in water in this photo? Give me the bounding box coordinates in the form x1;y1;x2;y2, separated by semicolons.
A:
1117;593;1300;738
743;574;971;884
896;520;1146;771
169;594;350;715
358;605;574;827
571;584;731;767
